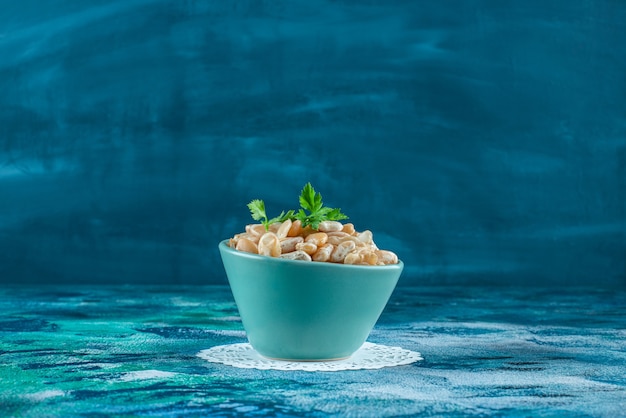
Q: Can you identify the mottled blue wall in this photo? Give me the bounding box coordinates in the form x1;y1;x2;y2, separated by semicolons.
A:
1;1;625;286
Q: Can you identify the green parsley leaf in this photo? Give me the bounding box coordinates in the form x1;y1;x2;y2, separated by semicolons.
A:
268;209;296;226
247;183;348;231
326;207;349;222
299;182;321;213
247;199;266;223
294;183;348;229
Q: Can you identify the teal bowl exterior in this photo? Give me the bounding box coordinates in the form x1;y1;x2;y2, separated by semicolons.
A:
218;240;403;361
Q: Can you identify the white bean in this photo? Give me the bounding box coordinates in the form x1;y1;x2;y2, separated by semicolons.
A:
331;240;356;263
296;241;318;255
232;232;259;244
235;237;258;254
246;224;266;237
258;232;281;257
376;250;398;265
328;234;360;246
357;230;373;244
280;236;304;254
318;221;343;232
280;250;312;262
344;252;361;265
276;219;292;239
313;243;334;262
341;223;356;235
287;219;302;237
305;232;328;246
361;250;379;265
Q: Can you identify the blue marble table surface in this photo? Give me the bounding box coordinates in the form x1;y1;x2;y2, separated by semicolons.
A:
1;284;625;417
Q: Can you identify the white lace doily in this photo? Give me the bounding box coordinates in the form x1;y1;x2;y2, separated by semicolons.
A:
197;342;423;371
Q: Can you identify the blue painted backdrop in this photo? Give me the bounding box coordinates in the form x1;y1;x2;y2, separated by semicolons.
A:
1;1;625;286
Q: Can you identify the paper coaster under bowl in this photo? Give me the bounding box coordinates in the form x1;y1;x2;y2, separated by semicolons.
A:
197;342;423;372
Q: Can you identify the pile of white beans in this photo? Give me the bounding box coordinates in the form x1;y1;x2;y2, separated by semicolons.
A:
228;219;399;265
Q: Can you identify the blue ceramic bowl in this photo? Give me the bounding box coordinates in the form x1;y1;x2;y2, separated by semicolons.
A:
218;240;403;361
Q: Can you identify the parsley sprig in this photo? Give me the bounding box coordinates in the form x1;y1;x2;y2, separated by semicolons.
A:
247;200;294;231
294;183;348;229
247;183;348;231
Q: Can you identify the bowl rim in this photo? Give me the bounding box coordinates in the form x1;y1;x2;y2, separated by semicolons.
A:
219;240;403;270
